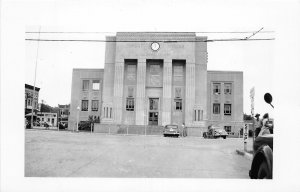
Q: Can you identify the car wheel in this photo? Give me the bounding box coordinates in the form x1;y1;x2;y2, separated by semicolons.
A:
223;136;226;139
257;161;272;179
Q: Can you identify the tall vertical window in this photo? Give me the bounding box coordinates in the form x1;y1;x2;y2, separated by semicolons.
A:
81;100;88;111
126;64;137;81
149;98;159;110
92;80;100;90
224;104;232;115
82;80;89;91
126;98;134;111
173;65;184;82
175;99;182;111
224;83;232;95
91;100;99;111
194;109;203;121
213;83;221;95
213;103;220;114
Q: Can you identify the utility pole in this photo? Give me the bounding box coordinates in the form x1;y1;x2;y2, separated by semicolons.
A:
31;26;41;128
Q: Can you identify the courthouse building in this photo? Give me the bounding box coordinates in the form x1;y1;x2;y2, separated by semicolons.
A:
69;32;244;136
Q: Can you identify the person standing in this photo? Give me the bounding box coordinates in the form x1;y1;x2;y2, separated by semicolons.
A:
182;123;187;137
254;114;262;138
259;113;270;136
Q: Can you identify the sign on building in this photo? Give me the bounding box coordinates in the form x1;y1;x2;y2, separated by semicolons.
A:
250;87;255;116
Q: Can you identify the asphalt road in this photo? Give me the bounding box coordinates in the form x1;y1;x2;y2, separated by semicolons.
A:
25;129;252;178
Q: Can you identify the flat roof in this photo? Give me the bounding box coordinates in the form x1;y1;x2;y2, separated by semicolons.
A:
25;84;40;91
73;68;104;71
207;70;243;74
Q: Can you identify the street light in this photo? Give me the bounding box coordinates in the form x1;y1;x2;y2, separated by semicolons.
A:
76;106;80;132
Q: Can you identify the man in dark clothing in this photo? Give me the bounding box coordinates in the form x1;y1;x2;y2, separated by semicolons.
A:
254;113;262;138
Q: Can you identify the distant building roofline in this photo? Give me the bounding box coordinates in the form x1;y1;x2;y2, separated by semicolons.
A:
207;70;243;74
73;68;104;71
25;84;40;91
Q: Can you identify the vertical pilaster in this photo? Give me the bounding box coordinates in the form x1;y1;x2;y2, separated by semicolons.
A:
185;62;195;125
135;59;146;125
162;60;172;126
113;60;124;124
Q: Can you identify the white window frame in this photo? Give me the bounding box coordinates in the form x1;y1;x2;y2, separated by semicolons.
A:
82;80;89;91
213;103;220;114
224;83;232;95
91;100;99;111
92;80;100;90
213;83;221;95
126;98;135;111
224;104;232;115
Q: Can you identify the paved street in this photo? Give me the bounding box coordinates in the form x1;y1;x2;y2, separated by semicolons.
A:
25;129;252;178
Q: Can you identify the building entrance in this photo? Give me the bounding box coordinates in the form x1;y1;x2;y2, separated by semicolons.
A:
149;112;158;125
149;98;159;125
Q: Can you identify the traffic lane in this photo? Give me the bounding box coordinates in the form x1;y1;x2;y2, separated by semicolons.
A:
66;136;252;178
25;130;251;178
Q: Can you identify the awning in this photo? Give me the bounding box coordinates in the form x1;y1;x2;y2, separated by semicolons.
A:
25;113;37;117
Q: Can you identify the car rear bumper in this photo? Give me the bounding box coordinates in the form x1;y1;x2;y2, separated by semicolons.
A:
164;132;180;136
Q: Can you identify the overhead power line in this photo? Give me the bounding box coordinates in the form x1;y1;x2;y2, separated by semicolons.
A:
25;31;275;34
25;38;275;42
245;27;264;40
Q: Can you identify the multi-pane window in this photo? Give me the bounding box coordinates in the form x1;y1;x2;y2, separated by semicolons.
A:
213;83;221;94
82;80;89;91
126;98;135;111
224;126;231;133
92;100;99;111
81;100;88;111
213;103;220;114
149;98;159;110
92;80;100;90
175;99;182;111
103;107;112;118
194;109;203;121
224;104;232;115
224;83;232;95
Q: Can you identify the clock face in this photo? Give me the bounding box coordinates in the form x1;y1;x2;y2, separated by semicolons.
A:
151;42;160;51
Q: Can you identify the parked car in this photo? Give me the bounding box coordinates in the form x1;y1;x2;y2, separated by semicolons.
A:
43;122;52;128
249;93;274;179
59;122;67;129
78;121;91;131
203;125;228;139
163;124;180;137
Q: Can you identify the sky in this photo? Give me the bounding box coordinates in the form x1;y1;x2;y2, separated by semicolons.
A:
24;0;277;116
2;0;300;191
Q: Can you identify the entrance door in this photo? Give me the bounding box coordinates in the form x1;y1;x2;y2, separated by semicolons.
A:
149;112;158;125
149;98;159;125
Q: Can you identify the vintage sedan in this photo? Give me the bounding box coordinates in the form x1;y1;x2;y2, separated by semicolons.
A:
163;124;180;137
203;125;228;139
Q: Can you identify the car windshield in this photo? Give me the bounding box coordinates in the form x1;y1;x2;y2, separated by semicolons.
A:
166;125;178;129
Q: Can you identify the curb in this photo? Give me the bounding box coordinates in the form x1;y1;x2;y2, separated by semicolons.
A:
236;149;253;160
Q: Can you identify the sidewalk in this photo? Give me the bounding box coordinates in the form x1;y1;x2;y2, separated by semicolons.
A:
29;126;60;131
